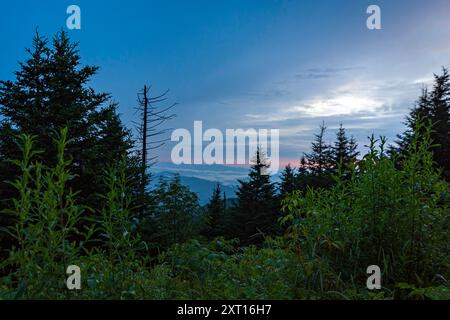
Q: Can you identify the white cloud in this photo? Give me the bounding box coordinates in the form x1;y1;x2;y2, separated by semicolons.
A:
297;95;385;117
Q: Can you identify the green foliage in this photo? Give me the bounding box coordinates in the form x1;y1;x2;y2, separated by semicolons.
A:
281;122;450;292
0;130;149;299
394;67;450;180
0;129;86;298
0;125;448;300
139;174;201;251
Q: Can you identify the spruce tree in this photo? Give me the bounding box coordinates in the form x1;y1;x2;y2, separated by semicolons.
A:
394;68;450;180
332;123;359;170
429;68;450;180
204;184;225;239
332;123;350;167
233;148;278;245
280;164;296;197
0;31;138;208
393;87;431;155
295;156;310;192
305;122;333;176
347;136;359;161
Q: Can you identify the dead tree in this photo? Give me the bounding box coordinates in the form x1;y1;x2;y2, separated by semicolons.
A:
134;85;176;218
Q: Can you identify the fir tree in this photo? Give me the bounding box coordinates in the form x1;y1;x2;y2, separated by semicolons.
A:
332;123;359;170
393;68;450;180
233;148;279;245
305;122;333;176
393;87;431;155
280;164;296;197
0;31;138;208
429;68;450;180
332;123;350;167
203;184;225;239
347;135;360;161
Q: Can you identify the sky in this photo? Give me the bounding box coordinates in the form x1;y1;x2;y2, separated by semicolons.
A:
1;0;450;170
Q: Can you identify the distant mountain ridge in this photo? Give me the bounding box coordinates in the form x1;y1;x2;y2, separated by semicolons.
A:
150;172;238;205
149;162;281;205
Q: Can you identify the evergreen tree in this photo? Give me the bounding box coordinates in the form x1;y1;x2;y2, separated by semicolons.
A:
347;135;360;161
233;148;279;245
332;123;359;169
298;156;308;176
203;184;226;239
332;123;350;167
295;156;310;192
429;68;450;180
305;122;333;176
0;31;138;208
393;87;431;155
394;68;450;180
280;164;296;197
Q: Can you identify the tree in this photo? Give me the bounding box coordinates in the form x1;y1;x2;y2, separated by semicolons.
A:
140;174;201;250
393;87;431;156
294;156;310;193
203;184;226;239
332;123;350;167
134;85;176;218
280;164;296;198
233;148;279;245
348;136;359;162
332;123;359;170
305;122;333;176
393;68;450;180
429;68;450;180
0;31;138;208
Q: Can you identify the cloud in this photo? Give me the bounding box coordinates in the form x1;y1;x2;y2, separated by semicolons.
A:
244;94;389;122
294;66;365;80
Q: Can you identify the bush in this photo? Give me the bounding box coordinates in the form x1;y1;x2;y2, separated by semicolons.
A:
281;124;449;293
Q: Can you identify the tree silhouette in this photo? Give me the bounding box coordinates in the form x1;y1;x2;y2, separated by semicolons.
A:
233;148;279;244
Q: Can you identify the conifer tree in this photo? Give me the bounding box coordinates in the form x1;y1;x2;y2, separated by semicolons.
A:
295;156;310;192
393;87;431;155
305;122;333;176
332;123;359;169
134;85;176;219
0;31;139;209
203;184;225;239
280;164;296;197
332;123;350;167
233;148;278;244
429;68;450;180
394;68;450;180
348;136;359;161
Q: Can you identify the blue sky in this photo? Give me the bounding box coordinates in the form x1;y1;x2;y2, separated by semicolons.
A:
1;0;450;167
